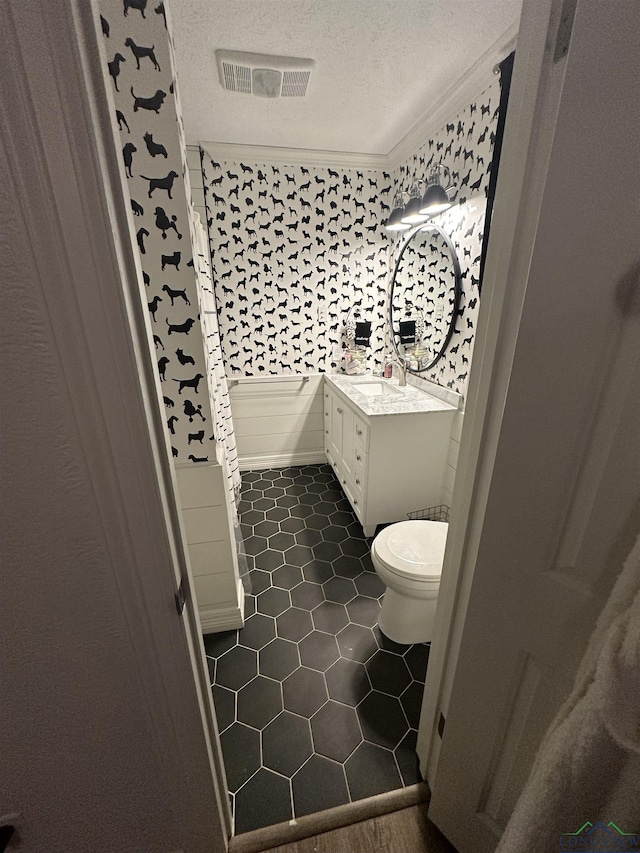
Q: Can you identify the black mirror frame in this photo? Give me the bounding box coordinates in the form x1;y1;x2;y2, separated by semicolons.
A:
388;222;463;374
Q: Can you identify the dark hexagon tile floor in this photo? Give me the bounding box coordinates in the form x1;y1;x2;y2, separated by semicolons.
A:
205;464;431;835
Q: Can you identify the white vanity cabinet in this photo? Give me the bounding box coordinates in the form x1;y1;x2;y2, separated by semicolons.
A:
323;377;456;536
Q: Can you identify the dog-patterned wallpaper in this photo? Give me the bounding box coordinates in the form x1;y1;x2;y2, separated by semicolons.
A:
202;78;499;398
201;153;393;376
392;80;499;394
99;0;216;463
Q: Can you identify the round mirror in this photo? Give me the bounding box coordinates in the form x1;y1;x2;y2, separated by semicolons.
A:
389;223;462;373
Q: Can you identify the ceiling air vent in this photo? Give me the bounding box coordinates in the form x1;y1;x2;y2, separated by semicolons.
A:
216;50;314;98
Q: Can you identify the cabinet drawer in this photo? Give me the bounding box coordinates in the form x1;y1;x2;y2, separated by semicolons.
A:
352;465;365;497
342;477;363;521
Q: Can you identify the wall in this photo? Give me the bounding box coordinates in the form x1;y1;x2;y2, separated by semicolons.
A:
198;80;500;476
99;0;244;626
99;0;213;462
201;152;392;376
395;78;501;510
229;375;325;469
392;78;500;396
201;80;498;399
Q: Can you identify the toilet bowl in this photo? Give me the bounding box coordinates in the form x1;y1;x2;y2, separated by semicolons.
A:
371;520;448;645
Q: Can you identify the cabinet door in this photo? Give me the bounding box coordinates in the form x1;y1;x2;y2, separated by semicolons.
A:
329;391;343;462
341;404;355;482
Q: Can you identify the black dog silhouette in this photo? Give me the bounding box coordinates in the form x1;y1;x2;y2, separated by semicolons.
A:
161;251;180;271
155;207;182;239
131;87;166;113
153;334;163;349
122;142;136;178
144;132;167;158
124;0;147;17
157;356;169;381
167;415;178;434
161;284;189;305
131;198;144;216
188;430;204;445
136;227;149;254
166;317;194;335
155;2;167;26
148;294;162;322
176;348;195;366
141;170;178;198
173;373;203;394
188;454;208;463
124;38;160;71
116;109;129;133
183;400;205;422
108;53;126;91
163;395;174;408
100;15;110;36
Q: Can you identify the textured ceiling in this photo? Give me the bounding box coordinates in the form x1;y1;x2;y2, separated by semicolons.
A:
169;0;522;156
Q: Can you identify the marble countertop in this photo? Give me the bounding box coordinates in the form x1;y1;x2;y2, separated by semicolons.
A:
325;374;457;418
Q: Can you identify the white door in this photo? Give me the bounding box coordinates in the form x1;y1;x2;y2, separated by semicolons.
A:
0;4;229;850
426;0;640;850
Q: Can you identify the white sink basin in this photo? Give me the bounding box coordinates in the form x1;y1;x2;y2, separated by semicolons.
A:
351;381;403;397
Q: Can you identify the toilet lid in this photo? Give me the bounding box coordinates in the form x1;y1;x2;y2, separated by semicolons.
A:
373;520;448;580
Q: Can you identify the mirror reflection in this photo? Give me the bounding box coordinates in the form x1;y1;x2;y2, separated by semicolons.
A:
389;224;461;373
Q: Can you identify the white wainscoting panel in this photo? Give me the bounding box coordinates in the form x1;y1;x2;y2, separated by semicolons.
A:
229;374;325;470
175;461;244;633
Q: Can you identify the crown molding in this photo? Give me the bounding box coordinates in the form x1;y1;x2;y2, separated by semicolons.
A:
386;23;519;169
199;140;390;171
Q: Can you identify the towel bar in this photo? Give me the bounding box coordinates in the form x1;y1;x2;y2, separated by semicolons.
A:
229;376;310;387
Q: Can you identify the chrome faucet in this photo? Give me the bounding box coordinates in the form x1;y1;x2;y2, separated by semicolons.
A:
386;357;407;387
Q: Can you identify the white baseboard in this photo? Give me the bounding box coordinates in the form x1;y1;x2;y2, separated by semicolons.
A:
238;450;326;472
199;580;245;634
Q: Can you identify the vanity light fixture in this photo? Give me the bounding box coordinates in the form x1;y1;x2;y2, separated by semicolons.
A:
384;165;457;233
420;164;455;216
401;182;429;225
384;192;411;232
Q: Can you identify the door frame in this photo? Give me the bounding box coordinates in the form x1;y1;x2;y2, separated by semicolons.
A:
9;0;583;843
1;1;230;847
417;0;572;783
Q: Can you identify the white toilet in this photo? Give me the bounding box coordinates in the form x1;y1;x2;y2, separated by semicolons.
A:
371;520;448;645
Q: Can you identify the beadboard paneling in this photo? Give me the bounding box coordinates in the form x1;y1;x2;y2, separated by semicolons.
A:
230;375;325;470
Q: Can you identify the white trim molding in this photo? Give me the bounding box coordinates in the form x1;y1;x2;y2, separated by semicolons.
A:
199;140;389;171
238;450;327;472
199;580;245;633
